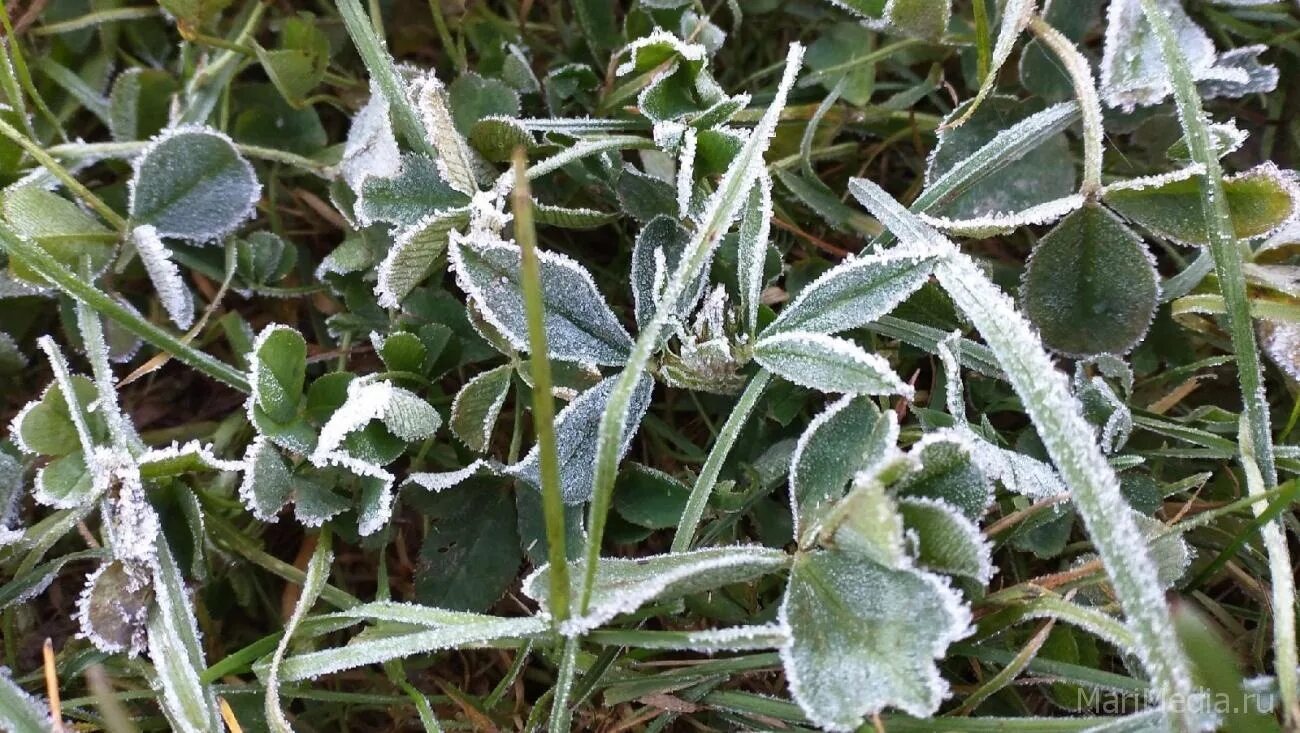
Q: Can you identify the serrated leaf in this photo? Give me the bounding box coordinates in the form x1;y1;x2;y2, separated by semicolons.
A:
523;546;789;635
616;165;678;224
763;249;937;336
780;550;971;730
451;233;633;365
754;331;913;396
895;432;992;520
356;154;471;227
251;325;307;425
532;203;619;230
314;380;441;464
790;395;892;534
375;206;472;309
3;186;116;285
508;372;654;504
898;497;993;583
375;331;427;374
1021;204;1159;357
129;126;261;243
822;477;909;567
468;116;534;162
449;364;512;453
1103;163;1299;247
415;73;480;195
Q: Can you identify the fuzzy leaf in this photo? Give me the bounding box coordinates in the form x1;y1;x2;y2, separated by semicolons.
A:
523;546;789;635
451;233;633;365
780;550;971;730
631;215;705;328
76;560;153;654
238;437;294;521
898;497;993;583
1021;204;1158;357
2;186;116;284
129;127;261;243
754;331;913;396
764;250;937;336
790;395;893;534
449;364;512;453
508;372;654;504
1103;163;1299;247
252;325;307;425
375;207;472;309
894;433;991;520
132;225;195;331
356;155;471;227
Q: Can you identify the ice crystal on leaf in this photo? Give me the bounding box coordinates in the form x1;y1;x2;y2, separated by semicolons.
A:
131;225;194;331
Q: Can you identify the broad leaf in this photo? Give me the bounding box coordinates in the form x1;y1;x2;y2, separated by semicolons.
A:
763;250;937;336
129;127;261;243
356;154;471;227
898;497;993;583
375;206;472;308
895;432;992;520
754;331;913;396
451;232;633;365
1021;204;1159;357
75;560;153;654
789;395;893;534
412;480;521;612
630;215;705;328
449;364;512;453
780;550;971;730
251;325;307;425
3;186;116;284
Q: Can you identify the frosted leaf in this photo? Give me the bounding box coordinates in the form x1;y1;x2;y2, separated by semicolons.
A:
767;250;936;339
450;365;513;452
75;560;153;655
0;452;21;541
238;436;293;521
753;331;914;397
292;474;351;528
1262;321;1300;382
1103;162;1300;247
736;175;773;338
630;624;789;652
355;154;471;227
1168;120;1248;162
147;541;221;733
340;84;401;191
898;497;994;584
407;460;489;492
1;185;116;285
615;29;708;79
249;324;307;428
72;299;136;451
36;338;99;458
266;537;332;732
789;395;891;536
332;600;514;627
895;431;991;520
780;550;971;730
312;379;441;462
967;432;1066;500
137;440;245;477
0;666;53;733
375;206;472;309
128;126;261;243
820;476;910;567
630;215;705;329
131;225;195;331
533;202;619;230
414;72;480;196
1101;0;1215;111
102;457;161;565
275;615;548;682
508;372;654;504
33;452;94;509
822;0;951;42
522;546;789;635
450;231;633;365
1199;45;1279;100
1076;374;1134;454
1020;204;1159;357
920;194;1085;238
949;0;1035;125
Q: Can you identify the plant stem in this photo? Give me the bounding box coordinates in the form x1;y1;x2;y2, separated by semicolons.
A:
512;150;570;626
1027;16;1103;195
671;369;771;552
0;117;127;232
0;224;250;392
546;636;579;733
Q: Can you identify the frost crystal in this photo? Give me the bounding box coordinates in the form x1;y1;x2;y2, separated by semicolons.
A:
132;225;195;330
754;331;914;397
341;82;401;191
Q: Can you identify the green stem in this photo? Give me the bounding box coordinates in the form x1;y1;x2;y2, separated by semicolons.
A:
671;369;771;552
0;117;127;232
512;151;570;626
546;636;580;733
0;225;250;392
1027;16;1103;195
30;6;161;35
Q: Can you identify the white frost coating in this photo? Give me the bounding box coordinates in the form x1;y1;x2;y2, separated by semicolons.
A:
919;194;1085;238
374;206;470;309
127;125;261;244
407;460;488;492
266;541;332;732
138;440;246;473
341;82;401;192
131;225;194;330
238;435;287;522
522;546;790;636
898;495;995;584
1101;0;1214;111
0;665;54;731
754;331;914;397
1263;322;1300;382
449;229;633;365
312;379;441;462
75;560;152;655
414;72;479;196
737;173;773;337
147;543;221;733
789;395;895;537
680;624;789;652
949;0;1034;127
1201;45;1279;100
1099;163;1205;195
676;127;697;218
7;396;42;455
37;337;97;458
854;175;1194;703
614;29;708;78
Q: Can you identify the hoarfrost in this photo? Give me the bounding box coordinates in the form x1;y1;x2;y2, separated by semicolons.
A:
131;225;194;331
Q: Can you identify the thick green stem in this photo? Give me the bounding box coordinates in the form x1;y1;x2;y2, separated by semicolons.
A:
0;224;250;392
671;370;772;552
512;151;570;625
